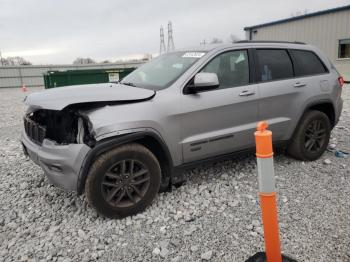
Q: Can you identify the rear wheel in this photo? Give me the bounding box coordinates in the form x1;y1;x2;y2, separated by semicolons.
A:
85;143;161;218
287;110;331;161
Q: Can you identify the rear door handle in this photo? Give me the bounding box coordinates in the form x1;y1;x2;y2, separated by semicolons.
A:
239;90;255;97
293;82;306;88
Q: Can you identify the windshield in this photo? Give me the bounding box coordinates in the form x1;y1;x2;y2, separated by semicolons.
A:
121;51;206;90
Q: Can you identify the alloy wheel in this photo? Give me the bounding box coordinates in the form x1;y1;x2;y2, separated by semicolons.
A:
304;119;327;153
101;159;150;208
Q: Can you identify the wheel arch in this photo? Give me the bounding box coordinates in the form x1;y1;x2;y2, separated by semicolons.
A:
287;100;336;146
305;100;336;127
77;131;174;195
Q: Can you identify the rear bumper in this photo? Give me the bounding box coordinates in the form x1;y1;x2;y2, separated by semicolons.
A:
21;131;91;191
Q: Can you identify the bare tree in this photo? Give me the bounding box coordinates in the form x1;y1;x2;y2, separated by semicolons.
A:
228;34;240;43
0;50;4;66
2;56;32;66
100;60;111;64
200;39;207;45
291;9;308;17
210;37;223;44
73;57;96;65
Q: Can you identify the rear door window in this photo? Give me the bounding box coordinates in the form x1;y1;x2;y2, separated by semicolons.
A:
256;49;294;82
291;50;327;76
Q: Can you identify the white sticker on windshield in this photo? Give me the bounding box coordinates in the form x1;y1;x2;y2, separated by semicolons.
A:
182;52;205;58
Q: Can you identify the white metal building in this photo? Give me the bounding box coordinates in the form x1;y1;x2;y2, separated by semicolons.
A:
244;5;350;81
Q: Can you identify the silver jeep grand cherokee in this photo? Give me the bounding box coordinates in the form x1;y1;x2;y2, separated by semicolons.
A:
21;41;344;218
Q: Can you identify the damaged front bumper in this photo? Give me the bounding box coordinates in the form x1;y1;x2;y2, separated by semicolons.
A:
21;131;91;191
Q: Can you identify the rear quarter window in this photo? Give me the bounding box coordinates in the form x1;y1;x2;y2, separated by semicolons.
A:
291;50;328;77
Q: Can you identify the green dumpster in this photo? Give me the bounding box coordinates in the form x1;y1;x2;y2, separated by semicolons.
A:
43;68;135;89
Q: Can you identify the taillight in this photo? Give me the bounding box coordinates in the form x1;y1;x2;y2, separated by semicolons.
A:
338;76;344;88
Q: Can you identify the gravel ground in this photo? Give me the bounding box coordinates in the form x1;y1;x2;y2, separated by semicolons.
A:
0;85;349;262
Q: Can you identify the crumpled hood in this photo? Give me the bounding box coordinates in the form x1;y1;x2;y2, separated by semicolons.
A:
24;83;155;110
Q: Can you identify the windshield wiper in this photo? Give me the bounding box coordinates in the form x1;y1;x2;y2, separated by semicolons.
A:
121;82;136;87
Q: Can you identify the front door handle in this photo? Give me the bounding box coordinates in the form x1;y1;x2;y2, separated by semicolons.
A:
293;82;306;88
239;90;255;97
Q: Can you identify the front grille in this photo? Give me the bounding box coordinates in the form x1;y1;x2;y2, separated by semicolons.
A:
24;116;46;144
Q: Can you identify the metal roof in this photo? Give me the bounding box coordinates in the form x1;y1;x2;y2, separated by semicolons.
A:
244;4;350;31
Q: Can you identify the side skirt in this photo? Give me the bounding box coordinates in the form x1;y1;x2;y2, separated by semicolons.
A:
172;141;288;183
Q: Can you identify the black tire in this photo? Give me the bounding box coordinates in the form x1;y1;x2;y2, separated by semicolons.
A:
159;171;186;192
287;110;331;161
85;143;161;218
159;169;171;193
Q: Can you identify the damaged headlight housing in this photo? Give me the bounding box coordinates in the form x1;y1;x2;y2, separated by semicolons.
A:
24;109;95;146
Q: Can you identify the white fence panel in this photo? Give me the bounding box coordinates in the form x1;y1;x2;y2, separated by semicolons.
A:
0;62;144;88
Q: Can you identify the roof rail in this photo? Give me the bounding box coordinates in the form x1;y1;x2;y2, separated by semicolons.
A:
235;40;306;45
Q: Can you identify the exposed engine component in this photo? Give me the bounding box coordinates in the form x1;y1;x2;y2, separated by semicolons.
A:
25;109;95;146
76;117;85;144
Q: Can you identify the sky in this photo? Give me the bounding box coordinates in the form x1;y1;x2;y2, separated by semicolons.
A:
0;0;349;64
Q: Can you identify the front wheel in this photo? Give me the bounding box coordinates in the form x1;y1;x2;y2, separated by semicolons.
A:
287;110;331;161
85;143;161;218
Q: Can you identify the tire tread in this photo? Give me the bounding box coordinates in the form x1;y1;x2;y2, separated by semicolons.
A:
85;143;161;218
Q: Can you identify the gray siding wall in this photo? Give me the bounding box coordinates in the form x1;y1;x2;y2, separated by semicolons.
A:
0;62;144;89
246;9;350;80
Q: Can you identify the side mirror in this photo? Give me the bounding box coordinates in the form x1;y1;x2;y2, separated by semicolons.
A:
187;72;219;93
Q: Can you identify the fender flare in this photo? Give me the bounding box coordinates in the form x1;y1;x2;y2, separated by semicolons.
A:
287;99;336;146
301;99;336;125
76;131;174;195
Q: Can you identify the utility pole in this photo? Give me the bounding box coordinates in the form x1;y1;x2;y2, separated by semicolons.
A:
159;26;166;55
167;21;175;52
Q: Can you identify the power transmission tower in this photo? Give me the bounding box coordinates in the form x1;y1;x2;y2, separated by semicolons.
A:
159;26;166;54
167;21;175;52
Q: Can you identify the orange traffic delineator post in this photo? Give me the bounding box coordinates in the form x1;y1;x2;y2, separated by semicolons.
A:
21;84;27;92
256;121;281;262
246;121;297;262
